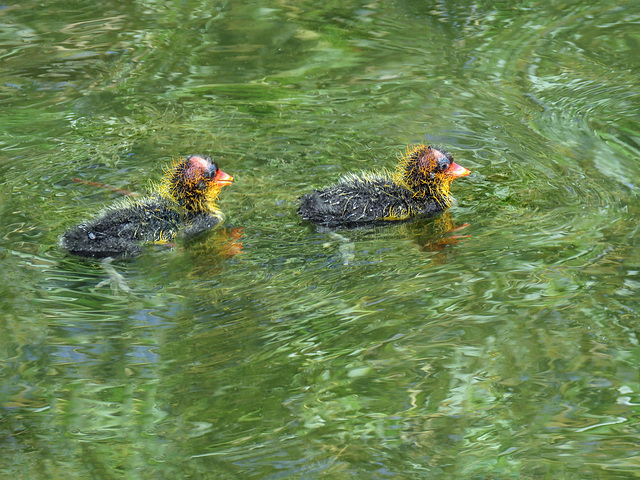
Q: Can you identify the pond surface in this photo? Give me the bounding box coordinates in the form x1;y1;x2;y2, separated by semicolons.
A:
2;0;640;478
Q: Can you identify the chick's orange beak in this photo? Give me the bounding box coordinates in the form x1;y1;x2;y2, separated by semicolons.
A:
214;169;234;187
445;162;470;178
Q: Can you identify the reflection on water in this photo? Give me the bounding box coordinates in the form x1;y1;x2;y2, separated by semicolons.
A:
1;0;640;478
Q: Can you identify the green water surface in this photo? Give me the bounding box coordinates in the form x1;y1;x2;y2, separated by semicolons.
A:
1;0;640;478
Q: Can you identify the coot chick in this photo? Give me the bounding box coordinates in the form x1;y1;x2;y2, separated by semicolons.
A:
298;144;469;227
60;155;233;259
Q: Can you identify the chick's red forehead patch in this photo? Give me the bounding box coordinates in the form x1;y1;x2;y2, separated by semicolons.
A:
189;156;210;170
430;148;448;162
418;146;439;167
183;156;211;179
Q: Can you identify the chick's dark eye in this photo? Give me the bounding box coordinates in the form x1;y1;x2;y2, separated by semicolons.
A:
205;164;218;179
437;158;450;172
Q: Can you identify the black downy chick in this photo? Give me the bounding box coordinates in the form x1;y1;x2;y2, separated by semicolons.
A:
298;144;470;228
60;155;233;259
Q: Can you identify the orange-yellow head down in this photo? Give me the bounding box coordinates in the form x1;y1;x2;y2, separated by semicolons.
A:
158;155;233;213
395;144;470;206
